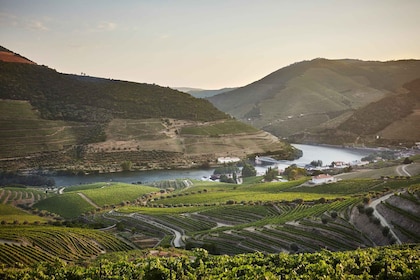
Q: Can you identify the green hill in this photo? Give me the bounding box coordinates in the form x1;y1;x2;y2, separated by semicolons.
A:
0;47;299;172
208;58;420;146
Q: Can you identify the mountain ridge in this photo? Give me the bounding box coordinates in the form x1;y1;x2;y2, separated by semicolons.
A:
208;58;420;146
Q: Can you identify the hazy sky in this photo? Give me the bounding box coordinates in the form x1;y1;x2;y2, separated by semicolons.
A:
1;0;419;89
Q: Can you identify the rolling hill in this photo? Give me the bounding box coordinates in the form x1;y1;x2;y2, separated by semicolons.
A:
208;58;420;146
0;46;299;172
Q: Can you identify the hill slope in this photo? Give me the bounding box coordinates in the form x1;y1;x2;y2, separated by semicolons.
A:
208;58;420;145
0;47;298;172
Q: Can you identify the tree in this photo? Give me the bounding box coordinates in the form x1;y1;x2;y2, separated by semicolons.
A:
310;160;323;167
403;157;413;164
242;163;256;178
264;167;278;182
283;164;306;180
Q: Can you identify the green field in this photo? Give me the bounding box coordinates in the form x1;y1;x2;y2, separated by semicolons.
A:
34;193;95;219
76;183;158;206
35;182;159;218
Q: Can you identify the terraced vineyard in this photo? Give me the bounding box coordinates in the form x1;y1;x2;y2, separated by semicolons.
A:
0;100;95;158
0;187;50;206
0;226;133;267
376;186;420;243
103;176;420;255
1;170;419;272
1;244;418;279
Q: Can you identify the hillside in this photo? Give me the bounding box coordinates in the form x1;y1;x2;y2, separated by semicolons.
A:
208;58;420;146
291;77;420;146
0;47;298;172
176;87;237;98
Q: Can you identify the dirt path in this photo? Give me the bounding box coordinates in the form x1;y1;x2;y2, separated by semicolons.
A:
396;164;411;177
369;193;402;245
77;193;99;208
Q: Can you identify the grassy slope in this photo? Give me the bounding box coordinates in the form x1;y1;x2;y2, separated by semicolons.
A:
34;183;159;218
208;59;420;140
0;204;46;223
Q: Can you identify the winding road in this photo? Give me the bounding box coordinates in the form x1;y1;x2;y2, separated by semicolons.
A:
369;193;402;245
107;210;184;248
396;164;411;177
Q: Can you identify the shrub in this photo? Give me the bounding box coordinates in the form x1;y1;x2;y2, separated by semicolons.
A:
371;217;381;225
357;204;365;214
365;207;374;216
363;196;371;204
382;226;390;236
290;243;299;252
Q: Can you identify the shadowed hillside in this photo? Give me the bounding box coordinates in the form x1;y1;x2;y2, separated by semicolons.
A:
0;47;299;172
208;58;420;145
291;78;420;146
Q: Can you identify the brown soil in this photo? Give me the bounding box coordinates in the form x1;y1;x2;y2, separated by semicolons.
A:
0;51;35;64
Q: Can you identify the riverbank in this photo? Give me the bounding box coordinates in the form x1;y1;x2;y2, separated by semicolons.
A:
48;144;372;186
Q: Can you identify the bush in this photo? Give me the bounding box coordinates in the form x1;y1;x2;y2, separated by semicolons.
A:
242;163;257;178
356;204;365;213
365;207;374;216
290;243;299;252
363;196;371;204
371;217;381;225
382;226;390;236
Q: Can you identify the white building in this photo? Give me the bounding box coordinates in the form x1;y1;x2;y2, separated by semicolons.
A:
311;174;336;185
217;157;241;164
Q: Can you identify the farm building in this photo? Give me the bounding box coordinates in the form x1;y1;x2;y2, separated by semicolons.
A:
217;157;241;164
310;174;336;185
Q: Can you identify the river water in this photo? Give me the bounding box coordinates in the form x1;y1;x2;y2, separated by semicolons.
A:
52;144;371;186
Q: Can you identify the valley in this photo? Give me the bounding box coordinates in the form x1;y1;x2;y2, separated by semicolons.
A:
0;47;419;278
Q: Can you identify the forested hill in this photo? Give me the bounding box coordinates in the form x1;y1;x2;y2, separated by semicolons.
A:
207;58;420;146
0;60;227;123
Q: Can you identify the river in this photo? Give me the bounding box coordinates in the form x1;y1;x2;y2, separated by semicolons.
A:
52;144;372;186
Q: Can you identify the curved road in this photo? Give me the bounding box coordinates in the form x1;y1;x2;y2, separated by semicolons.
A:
108;211;184;248
396;164;411;177
369;193;402;245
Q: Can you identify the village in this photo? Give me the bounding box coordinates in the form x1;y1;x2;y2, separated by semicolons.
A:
213;143;420;186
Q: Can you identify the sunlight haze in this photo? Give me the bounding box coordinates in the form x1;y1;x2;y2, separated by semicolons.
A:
1;0;419;89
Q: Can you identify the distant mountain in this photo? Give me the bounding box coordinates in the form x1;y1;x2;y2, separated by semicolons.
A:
174;87;237;98
0;47;299;172
208;58;420;146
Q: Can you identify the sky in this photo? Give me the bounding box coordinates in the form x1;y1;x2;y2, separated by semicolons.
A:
1;0;420;89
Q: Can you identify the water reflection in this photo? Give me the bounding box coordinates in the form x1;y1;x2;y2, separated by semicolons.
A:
53;144;371;186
